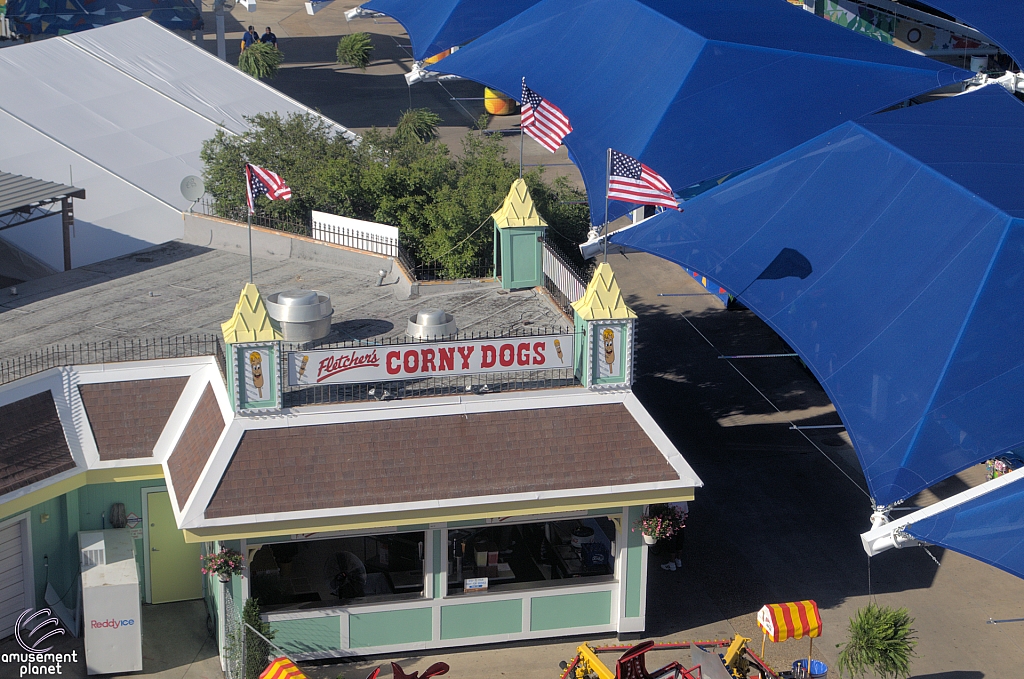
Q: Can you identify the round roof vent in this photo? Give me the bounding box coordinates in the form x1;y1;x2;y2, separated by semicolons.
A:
406;308;457;340
266;289;333;342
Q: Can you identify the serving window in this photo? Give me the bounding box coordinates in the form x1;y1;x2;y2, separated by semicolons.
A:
446;517;616;594
250;531;425;609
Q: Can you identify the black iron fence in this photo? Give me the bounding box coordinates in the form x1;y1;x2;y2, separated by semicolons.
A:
0;334;224;386
194;198;310;236
278;327;580;407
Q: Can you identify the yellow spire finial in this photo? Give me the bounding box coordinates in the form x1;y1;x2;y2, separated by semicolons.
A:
492;178;548;228
571;262;637;320
221;283;282;344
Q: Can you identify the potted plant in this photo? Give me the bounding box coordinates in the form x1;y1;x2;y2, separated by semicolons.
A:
836;603;917;679
632;507;682;545
237;41;284;80
202;547;244;583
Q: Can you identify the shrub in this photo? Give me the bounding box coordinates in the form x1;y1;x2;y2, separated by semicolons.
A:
337;32;373;70
836;603;917;679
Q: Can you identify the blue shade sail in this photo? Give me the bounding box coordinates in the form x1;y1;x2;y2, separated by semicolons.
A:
362;0;542;61
610;86;1024;506
918;1;1024;66
432;0;972;225
6;0;201;35
906;478;1024;580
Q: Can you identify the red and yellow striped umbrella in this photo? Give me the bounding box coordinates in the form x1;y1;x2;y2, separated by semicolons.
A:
756;600;822;642
260;657;307;679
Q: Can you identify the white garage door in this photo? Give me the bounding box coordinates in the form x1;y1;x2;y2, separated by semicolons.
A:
0;520;28;639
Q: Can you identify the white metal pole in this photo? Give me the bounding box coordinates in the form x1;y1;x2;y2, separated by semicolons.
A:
603;148;611;263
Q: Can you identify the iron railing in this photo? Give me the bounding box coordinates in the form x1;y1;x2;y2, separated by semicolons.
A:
0;334;223;386
278;327;579;407
311;217;398;257
543;240;589;316
194;198;310;236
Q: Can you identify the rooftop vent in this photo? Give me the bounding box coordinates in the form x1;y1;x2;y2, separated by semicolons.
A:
265;289;333;342
406;308;457;340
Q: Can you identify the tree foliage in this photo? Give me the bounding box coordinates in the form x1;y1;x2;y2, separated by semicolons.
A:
241;597;275;679
836;603;917;679
238;42;283;80
201;112;592;279
337;32;373;70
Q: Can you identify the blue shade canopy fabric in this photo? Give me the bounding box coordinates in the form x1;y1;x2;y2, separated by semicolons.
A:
362;0;541;61
6;0;201;35
432;0;971;225
610;86;1024;506
906;479;1024;580
919;1;1024;66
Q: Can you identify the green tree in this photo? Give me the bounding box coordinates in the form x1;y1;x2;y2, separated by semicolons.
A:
200;112;592;279
836;603;917;679
337;32;373;70
238;42;283;80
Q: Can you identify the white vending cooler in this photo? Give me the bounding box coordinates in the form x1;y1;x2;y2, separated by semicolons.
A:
79;529;143;674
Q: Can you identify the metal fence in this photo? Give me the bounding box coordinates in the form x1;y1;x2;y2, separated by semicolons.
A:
0;334;223;386
195;198;310;236
543;241;589;315
223;590;293;679
311;217;398;257
279;327;579;408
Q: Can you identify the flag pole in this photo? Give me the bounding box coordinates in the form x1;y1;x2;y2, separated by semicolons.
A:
603;147;611;263
248;211;253;284
519;123;524;179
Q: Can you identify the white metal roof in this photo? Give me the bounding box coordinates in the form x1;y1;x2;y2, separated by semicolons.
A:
0;18;354;271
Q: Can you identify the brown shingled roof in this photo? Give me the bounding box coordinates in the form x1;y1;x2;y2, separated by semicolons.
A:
80;377;188;460
166;384;224;509
0;391;76;496
204;403;677;519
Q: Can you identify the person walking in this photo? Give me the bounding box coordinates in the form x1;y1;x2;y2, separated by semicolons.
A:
241;25;256;51
260;26;278;48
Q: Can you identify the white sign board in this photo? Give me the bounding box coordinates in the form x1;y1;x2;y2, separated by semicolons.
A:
287;334;574;386
464;577;488;592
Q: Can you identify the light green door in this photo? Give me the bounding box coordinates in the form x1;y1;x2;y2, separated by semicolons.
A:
148;491;202;603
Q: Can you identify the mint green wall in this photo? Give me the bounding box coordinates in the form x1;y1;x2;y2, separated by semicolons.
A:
530;591;612;632
348;608;432;648
440;599;521;640
573;315;588;386
624;505;643;618
79;480;166;598
270;616;341;654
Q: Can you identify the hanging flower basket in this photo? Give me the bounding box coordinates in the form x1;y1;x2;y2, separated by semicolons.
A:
632;506;685;544
202;547;244;583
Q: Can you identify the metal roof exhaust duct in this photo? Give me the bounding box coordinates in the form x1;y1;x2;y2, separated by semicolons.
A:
265;289;333;342
406;308;457;340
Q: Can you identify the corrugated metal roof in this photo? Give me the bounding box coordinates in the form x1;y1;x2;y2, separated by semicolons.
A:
0;171;84;215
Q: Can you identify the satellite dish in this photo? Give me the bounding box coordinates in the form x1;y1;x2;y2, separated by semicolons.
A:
180;175;205;202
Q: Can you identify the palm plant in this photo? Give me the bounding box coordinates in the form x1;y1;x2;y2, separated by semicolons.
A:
337;32;374;70
836;603;917;679
395;108;442;143
238;42;283;80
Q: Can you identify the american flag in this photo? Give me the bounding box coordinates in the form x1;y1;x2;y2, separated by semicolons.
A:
607;150;679;210
245;163;292;215
521;78;572;153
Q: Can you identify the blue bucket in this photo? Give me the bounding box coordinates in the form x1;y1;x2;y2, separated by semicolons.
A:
792;659;828;678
